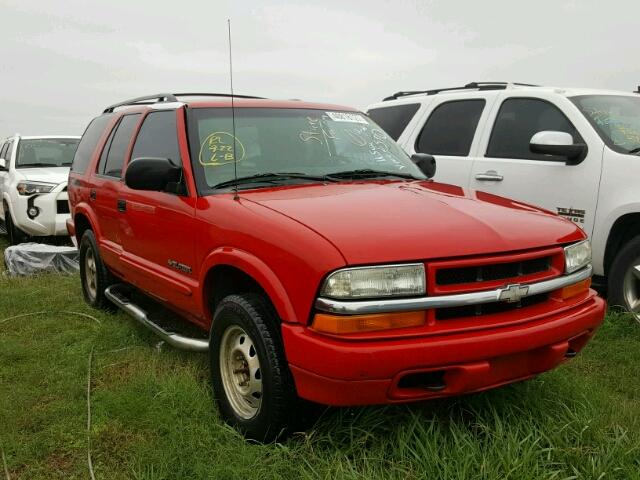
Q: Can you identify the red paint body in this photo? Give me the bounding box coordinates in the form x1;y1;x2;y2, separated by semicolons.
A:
68;99;605;406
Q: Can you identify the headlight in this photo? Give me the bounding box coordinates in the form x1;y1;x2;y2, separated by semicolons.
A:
320;264;426;299
564;240;591;274
16;181;56;195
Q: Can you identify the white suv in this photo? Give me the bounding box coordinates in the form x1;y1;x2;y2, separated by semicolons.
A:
367;82;640;320
0;135;80;244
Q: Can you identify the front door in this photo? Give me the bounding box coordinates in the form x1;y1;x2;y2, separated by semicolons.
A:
470;93;604;236
118;109;199;318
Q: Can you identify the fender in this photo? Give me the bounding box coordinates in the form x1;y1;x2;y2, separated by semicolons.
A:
200;247;297;324
595;202;640;274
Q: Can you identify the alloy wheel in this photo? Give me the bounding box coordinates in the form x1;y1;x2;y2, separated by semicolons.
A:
622;257;640;324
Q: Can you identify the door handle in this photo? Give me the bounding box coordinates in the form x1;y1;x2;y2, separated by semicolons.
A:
89;189;96;201
474;170;504;181
117;199;126;212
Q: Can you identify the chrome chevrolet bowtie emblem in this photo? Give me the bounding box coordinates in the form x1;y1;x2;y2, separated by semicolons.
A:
498;284;530;303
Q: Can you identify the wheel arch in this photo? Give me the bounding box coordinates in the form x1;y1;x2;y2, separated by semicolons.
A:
604;212;640;275
72;204;102;243
200;248;297;327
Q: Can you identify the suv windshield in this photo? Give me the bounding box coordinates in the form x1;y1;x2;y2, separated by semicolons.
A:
16;138;80;168
187;108;424;192
571;95;640;154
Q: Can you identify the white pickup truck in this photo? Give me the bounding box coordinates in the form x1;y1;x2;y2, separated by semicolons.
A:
367;82;640;322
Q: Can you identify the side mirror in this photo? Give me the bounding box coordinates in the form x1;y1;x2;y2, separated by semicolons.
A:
411;153;437;179
125;157;183;193
530;131;588;165
0;158;6;170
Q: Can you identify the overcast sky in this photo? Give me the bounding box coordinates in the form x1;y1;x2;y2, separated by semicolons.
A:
1;0;638;137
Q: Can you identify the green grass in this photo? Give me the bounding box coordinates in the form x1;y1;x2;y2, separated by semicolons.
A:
1;235;639;479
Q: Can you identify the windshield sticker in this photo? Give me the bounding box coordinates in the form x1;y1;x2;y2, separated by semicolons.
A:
299;116;337;155
325;111;368;124
199;132;245;166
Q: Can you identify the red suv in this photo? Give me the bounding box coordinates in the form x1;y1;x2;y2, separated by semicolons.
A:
68;93;605;441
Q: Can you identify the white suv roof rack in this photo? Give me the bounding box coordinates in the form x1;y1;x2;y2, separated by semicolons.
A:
382;82;540;102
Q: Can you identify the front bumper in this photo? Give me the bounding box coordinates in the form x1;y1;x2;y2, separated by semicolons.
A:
12;185;70;236
282;291;605;406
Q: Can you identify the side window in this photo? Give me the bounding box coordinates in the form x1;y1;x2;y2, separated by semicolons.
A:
486;98;582;161
97;120;119;175
367;104;420;141
416;100;485;156
72;114;113;174
0;142;7;160
101;114;140;178
3;141;13;162
130;111;181;166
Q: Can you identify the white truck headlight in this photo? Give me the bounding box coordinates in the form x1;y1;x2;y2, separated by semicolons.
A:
16;181;56;195
564;240;591;274
321;264;426;299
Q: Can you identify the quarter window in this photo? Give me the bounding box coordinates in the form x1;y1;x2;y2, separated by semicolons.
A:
486;98;582;161
416;100;485;156
72;114;113;174
367;104;420;141
101;114;140;178
0;142;7;160
131;111;181;166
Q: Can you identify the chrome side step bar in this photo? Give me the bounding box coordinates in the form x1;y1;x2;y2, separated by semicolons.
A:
105;285;209;352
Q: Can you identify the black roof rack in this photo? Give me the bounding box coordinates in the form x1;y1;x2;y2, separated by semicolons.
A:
634;86;640;94
382;82;540;101
103;92;266;113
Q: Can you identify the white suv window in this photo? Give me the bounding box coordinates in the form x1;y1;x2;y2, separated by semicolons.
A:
415;99;485;156
367;103;420;141
486;98;582;161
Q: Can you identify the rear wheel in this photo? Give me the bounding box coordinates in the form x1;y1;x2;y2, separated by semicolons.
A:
608;235;640;324
79;230;115;309
210;293;305;442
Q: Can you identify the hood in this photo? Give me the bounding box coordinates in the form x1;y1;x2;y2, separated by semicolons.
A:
17;167;70;186
243;181;584;265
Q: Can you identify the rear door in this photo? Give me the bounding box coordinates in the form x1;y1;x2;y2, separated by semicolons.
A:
469;93;603;236
91;114;141;267
119;109;198;316
403;95;495;187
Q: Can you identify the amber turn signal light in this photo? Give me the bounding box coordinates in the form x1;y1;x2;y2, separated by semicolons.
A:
312;311;426;335
558;278;591;300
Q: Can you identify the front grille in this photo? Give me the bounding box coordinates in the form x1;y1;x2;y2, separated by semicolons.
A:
57;200;70;214
436;256;552;286
435;293;549;320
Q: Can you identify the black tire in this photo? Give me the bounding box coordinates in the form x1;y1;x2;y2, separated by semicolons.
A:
4;208;27;245
79;230;115;309
608;234;640;322
210;293;305;442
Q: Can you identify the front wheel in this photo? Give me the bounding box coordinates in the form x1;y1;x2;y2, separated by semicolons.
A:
4;209;27;245
210;293;301;442
608;235;640;324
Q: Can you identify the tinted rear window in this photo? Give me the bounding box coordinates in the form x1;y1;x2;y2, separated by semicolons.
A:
102;114;140;178
367;104;420;140
416;100;485;156
72;115;113;174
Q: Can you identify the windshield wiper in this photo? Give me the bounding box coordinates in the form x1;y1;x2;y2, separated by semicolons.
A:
628;147;640;155
325;169;420;180
17;162;59;168
212;172;333;189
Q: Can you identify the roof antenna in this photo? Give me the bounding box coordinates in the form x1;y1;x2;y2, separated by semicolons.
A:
227;19;239;201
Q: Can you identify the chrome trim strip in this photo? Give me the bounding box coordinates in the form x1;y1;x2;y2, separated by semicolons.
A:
315;265;593;315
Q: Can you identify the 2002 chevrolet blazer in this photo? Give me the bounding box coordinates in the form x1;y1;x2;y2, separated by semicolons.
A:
67;93;605;441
